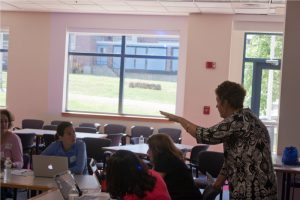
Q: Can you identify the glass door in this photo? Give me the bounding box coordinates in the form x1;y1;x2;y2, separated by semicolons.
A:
242;33;283;153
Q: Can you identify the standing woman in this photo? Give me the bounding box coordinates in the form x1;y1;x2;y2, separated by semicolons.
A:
161;80;277;199
147;133;202;200
0;109;23;169
41;121;88;174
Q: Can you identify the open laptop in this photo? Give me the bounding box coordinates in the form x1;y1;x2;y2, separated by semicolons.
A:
55;170;110;200
32;155;68;178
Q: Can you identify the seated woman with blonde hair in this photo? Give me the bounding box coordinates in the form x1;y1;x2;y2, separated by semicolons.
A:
147;133;202;200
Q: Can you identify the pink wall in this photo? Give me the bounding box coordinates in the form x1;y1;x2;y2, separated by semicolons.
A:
183;14;234;151
277;1;300;154
2;11;294;153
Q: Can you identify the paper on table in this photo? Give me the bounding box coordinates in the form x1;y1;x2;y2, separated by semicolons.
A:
11;169;34;176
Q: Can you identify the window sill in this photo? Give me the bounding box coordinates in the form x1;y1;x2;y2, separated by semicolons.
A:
61;112;172;123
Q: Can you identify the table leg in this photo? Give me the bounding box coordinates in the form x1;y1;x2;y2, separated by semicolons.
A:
286;173;291;200
282;172;286;200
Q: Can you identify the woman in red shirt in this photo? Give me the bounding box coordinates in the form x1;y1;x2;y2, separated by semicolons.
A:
106;150;171;200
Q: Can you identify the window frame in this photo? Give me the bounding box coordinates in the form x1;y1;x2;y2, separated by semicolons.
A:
0;30;9;107
65;33;179;117
242;32;282;116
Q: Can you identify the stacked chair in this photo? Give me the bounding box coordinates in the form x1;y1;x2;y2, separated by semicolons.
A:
103;124;127;145
82;137;112;170
158;127;182;144
129;125;154;144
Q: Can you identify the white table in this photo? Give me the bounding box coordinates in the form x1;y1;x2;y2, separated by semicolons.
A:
13;128;107;139
1;171;100;191
103;143;194;156
273;155;300;200
13;128;107;154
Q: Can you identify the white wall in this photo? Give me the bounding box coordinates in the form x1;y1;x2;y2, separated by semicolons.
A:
2;11;293;150
1;11;190;135
183;14;233;150
277;1;300;154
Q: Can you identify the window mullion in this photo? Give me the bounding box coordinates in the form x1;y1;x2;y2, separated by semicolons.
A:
118;36;126;114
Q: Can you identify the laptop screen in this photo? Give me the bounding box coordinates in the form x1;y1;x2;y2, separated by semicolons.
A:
32;155;68;178
55;170;82;200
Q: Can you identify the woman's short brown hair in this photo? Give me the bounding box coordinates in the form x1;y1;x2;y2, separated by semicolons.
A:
0;109;15;129
215;81;246;109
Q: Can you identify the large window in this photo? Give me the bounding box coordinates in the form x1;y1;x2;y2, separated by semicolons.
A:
0;31;9;107
65;33;179;117
242;33;283;153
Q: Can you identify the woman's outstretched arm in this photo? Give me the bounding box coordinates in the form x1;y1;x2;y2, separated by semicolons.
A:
160;111;198;138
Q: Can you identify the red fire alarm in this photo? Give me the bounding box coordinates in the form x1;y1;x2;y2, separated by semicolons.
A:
206;61;216;69
203;106;210;115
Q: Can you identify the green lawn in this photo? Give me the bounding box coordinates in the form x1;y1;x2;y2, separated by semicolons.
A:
67;74;177;115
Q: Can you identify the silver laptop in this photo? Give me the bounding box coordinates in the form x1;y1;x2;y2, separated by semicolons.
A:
55;170;110;200
32;155;68;178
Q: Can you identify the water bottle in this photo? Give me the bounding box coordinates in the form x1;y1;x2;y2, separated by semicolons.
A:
139;135;144;144
4;157;12;181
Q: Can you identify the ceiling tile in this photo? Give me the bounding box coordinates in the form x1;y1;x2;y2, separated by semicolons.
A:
200;7;234;14
166;6;200;13
195;2;232;8
235;8;276;15
12;3;44;9
133;5;166;12
0;2;20;9
102;5;134;11
60;0;96;5
125;0;161;7
160;1;196;7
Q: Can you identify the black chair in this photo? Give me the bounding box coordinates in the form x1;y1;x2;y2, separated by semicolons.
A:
103;124;126;135
22;153;31;169
22;119;44;129
194;151;225;200
106;133;123;146
158;128;182;143
42;125;57;130
50;120;71;126
186;145;210;177
75;127;98;133
82;138;111;170
17;133;36;155
79;123;101;132
291;175;300;200
130;125;154;144
42;134;56;149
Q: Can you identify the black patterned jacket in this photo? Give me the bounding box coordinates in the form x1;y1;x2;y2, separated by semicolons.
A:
196;108;277;200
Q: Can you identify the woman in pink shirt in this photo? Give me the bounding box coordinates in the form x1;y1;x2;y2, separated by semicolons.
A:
0;109;23;169
106;150;171;200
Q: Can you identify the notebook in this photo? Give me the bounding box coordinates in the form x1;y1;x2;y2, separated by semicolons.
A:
32;155;69;178
54;170;111;200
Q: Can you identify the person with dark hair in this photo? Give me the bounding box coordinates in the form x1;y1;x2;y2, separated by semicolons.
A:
147;133;202;200
41;121;88;174
0;109;23;169
160;80;277;199
106;150;171;200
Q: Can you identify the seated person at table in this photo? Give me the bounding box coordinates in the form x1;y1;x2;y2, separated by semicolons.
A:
1;109;24;199
0;109;23;169
106;150;171;200
41;121;88;174
147;134;202;200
